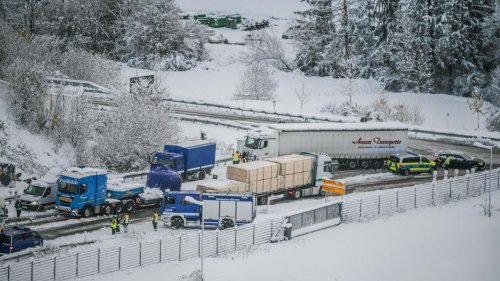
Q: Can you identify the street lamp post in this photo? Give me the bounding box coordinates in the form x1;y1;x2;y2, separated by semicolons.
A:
184;195;205;280
489;146;492;217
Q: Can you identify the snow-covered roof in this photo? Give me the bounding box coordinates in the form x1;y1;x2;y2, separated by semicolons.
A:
61;167;107;179
170;139;214;148
267;122;408;132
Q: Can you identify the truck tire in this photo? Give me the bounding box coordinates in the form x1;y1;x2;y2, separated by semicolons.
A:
125;201;135;213
360;160;370;169
114;203;123;214
104;204;113;216
318;187;326;197
82;206;93;218
348;160;357;169
198;170;206;180
403;169;410;176
258;196;268;205
171;217;184;229
220;218;234;230
293;189;302;200
373;160;383;169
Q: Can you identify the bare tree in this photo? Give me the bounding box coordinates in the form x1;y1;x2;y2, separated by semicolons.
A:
339;57;359;108
467;91;484;129
295;81;310;114
235;62;278;101
244;30;293;71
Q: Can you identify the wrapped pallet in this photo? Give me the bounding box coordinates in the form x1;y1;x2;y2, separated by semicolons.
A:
196;179;248;193
227;161;279;183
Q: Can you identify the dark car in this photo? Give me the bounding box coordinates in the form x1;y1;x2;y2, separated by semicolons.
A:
0;226;43;255
434;151;485;170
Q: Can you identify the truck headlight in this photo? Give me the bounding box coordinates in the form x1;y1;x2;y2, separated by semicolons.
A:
31;201;38;205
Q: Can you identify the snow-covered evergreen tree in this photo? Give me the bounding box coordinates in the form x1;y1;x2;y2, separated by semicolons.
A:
93;81;180;171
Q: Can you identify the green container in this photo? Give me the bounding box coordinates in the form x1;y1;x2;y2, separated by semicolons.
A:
193;14;206;20
207;16;227;28
227;14;242;24
197;17;209;25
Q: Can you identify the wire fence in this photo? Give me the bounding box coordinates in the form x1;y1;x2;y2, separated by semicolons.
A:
1;169;499;281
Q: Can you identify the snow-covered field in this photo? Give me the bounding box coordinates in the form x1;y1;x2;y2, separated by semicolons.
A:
78;191;500;281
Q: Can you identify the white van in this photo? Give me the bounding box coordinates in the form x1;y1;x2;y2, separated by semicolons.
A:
20;168;61;212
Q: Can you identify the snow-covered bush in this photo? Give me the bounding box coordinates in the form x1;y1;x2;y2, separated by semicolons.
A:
235;62;278;101
122;0;205;71
93;81;180;172
55;48;122;90
244;30;294;71
5;58;48;130
486;111;500;132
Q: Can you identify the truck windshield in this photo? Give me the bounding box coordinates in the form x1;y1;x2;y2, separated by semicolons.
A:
151;155;175;168
58;181;80;194
24;185;46;196
244;137;260;149
0;234;10;244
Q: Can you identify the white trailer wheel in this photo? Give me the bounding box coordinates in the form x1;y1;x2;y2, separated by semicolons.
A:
104;204;113;215
114;203;123;214
361;160;370;169
220;218;234;230
293;189;302;200
82;206;92;218
125;201;135;212
348;161;357;169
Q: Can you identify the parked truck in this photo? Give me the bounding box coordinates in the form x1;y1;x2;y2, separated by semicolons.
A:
161;190;256;229
199;152;333;205
56;167;163;217
20;168;62;212
242;123;408;169
149;140;216;182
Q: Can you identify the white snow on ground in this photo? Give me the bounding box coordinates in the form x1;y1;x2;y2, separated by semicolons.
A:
79;191;500;281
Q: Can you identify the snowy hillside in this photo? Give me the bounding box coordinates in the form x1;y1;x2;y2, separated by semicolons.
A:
0;81;75;176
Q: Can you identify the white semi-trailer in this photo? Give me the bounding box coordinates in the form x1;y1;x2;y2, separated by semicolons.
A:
242;123;408;169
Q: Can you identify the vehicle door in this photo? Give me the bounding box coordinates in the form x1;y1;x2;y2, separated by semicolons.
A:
180;196;200;220
40;187;52;205
403;157;420;172
258;139;271;158
15;232;34;251
162;195;177;213
421;157;432;169
453;155;466;169
0;234;12;254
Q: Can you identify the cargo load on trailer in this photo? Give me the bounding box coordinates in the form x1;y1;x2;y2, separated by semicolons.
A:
198;152;333;205
242;122;408;169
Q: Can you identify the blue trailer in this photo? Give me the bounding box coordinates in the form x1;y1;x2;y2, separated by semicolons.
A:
149;140;216;181
56;167;163;217
161;191;256;229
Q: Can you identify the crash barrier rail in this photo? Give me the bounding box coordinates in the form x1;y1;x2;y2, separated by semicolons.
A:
1;169;498;280
341;169;500;223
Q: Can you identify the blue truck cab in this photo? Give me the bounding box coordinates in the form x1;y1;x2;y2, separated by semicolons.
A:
0;226;43;255
56;167;163;217
150;140;216;181
161;191;256;229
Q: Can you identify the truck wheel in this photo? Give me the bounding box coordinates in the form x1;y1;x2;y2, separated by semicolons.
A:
36;205;44;212
82;206;93;218
318;187;326;197
104;204;113;216
125;201;135;213
258;196;268;205
198;170;206;180
373;160;382;169
293;189;302;200
360;160;369;169
171;217;184;229
348;161;357;169
114;203;123;214
220;218;234;230
403;169;410;176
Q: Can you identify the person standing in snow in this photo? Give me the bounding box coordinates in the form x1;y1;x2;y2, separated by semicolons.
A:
233;150;241;164
152;210;159;231
122;213;129;233
111;216;118;235
115;214;121;234
14;197;22;218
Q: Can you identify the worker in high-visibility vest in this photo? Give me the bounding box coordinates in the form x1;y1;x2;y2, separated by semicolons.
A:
233;150;241;164
111;217;118;235
152;210;159;231
122;213;130;233
444;156;452;169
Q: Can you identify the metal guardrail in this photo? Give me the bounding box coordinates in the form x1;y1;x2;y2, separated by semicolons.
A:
409;129;500;142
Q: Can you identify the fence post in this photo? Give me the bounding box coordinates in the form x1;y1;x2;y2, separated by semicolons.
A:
414;188;417;209
377;195;381;216
139;243;142;266
198;232;201;257
118;247;121;270
31;261;33;281
215;231;219;257
497;170;499;190
432;183;435;206
252;224;256;245
76;253;79;276
484;172;487;193
159;240;162;263
98;248;100;273
178;235;182;261
54;257;56;281
7;265;9;281
234;227;238;251
359;199;362;222
396;191;399;210
466;175;469;197
270;220;274;238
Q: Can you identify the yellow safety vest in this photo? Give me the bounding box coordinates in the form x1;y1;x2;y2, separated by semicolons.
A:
233;152;240;161
111;219;117;229
153;213;159;223
124;215;129;224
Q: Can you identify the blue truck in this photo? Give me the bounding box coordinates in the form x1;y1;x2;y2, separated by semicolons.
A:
161;191;256;229
149;140;216;183
56;167;166;217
